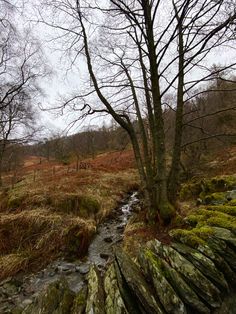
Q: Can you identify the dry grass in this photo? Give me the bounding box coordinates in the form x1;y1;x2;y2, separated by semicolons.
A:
0;150;139;280
0;209;96;280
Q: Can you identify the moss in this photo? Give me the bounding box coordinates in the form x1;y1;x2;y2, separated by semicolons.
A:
191;226;214;239
203;192;226;205
179;182;202;200
72;287;87;312
229;199;236;206
169;229;205;248
185;214;205;226
206;205;236;217
206;217;236;234
179;175;236;201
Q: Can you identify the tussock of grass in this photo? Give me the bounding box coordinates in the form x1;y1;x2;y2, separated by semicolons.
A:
0;253;29;280
0;209;96;280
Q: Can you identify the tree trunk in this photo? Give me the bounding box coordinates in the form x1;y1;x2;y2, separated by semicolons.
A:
142;0;175;223
168;5;185;204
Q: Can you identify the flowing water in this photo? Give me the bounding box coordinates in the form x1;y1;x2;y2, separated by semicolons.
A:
0;191;139;312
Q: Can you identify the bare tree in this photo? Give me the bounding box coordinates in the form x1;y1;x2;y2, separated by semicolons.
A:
0;0;49;186
38;0;236;225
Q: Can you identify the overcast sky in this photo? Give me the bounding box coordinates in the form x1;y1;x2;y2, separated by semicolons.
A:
21;0;236;137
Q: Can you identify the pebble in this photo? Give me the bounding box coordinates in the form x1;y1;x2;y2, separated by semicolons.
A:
75;265;90;275
22;298;33;307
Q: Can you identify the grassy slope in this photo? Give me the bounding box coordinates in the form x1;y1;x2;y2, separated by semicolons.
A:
0;150;139;280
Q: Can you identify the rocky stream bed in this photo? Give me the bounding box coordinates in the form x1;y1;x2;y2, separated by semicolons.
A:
1;179;236;314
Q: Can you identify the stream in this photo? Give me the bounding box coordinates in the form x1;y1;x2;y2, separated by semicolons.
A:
0;191;139;313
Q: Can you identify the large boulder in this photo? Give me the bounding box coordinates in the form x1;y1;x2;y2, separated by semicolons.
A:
104;263;128;314
85;265;105;314
21;279;75;314
151;240;221;309
115;249;164;314
171;242;228;292
138;248;187;314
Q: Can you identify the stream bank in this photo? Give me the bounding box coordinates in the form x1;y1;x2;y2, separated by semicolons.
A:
0;191;140;313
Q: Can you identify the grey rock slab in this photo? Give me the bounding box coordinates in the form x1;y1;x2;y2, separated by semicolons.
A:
171;242;229;292
104;263;128;314
115;249;164;314
85;265;105;314
138;248;187;314
151;240;221;309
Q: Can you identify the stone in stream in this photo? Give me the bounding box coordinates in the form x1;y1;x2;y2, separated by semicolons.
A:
151;240;222;309
115;249;164;314
138;248;187;314
85;265;105;314
75;264;90;275
171;242;229;292
104;263;128;314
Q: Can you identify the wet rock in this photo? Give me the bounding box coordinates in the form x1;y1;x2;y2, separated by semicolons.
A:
211;227;236;251
171;242;229;292
158;258;210;313
138;248;187;314
226;190;236;201
207;236;236;271
85;265;104;314
75;264;90;275
115;249;164;314
21;278;75;314
151;240;221;309
104;263;128;314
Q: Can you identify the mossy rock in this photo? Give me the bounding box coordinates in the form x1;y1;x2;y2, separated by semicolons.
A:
228;199;236;206
171;242;229;292
170;229;206;248
151;240;221;309
179;182;202;200
115;249;163;314
71;286;87;314
179;175;236;201
139;248;187;313
205;205;236;216
86;265;105;314
104;263;128;314
22;279;75;314
201;192;227;205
